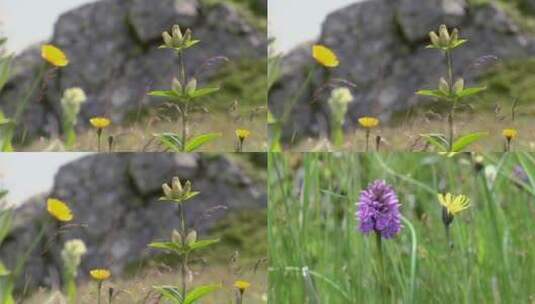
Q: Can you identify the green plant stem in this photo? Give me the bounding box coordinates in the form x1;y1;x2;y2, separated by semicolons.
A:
63;120;76;149
445;50;455;151
401;216;418;304
281;66;316;125
3;64;47;149
331;123;344;148
180;103;189;152
237;139;244;152
64;270;76;304
375;232;386;300
178;203;187;298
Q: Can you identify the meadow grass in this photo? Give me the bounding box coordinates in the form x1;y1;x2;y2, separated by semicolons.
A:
25;265;267;304
23;111;267;152
288;110;535;152
268;152;535;303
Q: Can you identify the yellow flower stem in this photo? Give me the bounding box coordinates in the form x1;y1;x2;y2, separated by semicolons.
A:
97;281;102;304
96;128;102;152
365;129;370;152
505;138;511;152
237;138;244;152
235;290;243;304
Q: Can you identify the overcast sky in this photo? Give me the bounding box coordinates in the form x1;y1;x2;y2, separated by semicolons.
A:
0;0;94;53
269;0;363;54
0;153;89;206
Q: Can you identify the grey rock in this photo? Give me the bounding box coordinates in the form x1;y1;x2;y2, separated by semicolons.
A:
0;153;266;290
269;0;535;141
0;0;266;143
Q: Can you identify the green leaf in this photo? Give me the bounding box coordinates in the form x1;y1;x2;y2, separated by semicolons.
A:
148;241;185;255
185;133;221;152
451;132;488;152
183;284;222;304
420;134;448;152
0;209;12;246
0;56;12;92
188;239;220;252
187;87;219;99
154;133;183;152
455;86;486;98
416;89;448;99
153;285;183;304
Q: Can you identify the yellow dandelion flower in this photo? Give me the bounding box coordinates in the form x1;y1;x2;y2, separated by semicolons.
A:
235;129;251;141
358;116;379;129
437;193;470;216
312;45;339;68
90;269;111;281
89;117;111;129
46;198;73;222
41;44;69;67
234;280;251;292
502;128;517;141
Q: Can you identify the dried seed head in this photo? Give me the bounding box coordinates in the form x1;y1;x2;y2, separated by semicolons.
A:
439;24;450;46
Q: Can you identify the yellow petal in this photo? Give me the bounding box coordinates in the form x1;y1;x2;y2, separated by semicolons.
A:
46;198;73;222
235;128;251;140
234;280;251;290
358;116;379;128
89;117;111;129
41;44;69;67
90;268;111;281
312;45;339;68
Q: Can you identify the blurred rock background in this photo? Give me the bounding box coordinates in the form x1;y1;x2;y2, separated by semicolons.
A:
269;0;535;142
0;152;267;291
0;0;267;144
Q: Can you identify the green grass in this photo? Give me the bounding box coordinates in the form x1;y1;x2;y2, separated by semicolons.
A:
268;152;535;303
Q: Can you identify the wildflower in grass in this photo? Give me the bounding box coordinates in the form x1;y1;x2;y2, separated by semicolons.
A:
41;44;69;67
357;180;401;293
47;198;73;222
91;268;111;304
328;87;353;147
356;180;402;239
61;87;87;148
418;24;486;152
235;128;251;152
62;239;87;304
312;44;339;68
502;128;517;151
438;193;470;248
358;116;379;152
89;117;111;152
234;280;251;304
